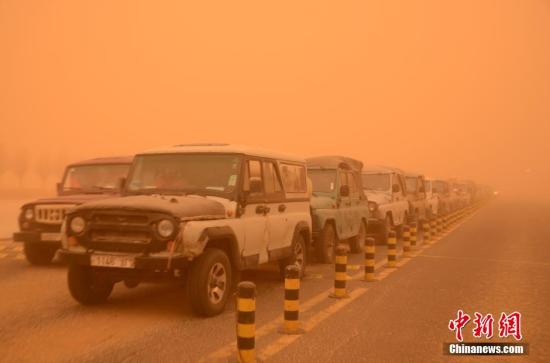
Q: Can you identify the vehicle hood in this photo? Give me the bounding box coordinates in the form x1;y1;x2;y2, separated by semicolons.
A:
22;193;119;208
365;191;391;205
310;195;335;210
72;194;226;220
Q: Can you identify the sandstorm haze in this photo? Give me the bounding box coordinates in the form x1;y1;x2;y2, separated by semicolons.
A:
1;0;549;198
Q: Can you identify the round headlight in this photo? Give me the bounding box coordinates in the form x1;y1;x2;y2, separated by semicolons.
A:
157;219;175;238
70;216;86;234
368;202;378;212
24;208;34;220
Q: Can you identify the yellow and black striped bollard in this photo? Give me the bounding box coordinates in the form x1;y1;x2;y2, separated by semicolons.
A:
363;237;376;282
237;281;256;363
423;220;431;244
410;222;418;249
279;264;304;334
436;217;443;236
387;230;398;268
442;215;449;232
329;245;350;298
430;218;438;240
402;225;412;258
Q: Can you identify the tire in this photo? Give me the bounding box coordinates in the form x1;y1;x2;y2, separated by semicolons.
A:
349;221;366;253
24;242;57;265
67;264;114;305
186;248;232;317
377;214;392;245
316;223;337;264
279;233;307;279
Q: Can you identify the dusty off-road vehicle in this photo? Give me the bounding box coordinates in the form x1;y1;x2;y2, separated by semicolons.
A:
428;179;455;215
306;156;369;263
13;157;132;265
60;144;312;317
362;166;409;243
404;172;429;223
424;179;440;217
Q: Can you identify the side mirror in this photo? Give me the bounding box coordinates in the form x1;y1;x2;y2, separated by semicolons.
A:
118;177;126;191
392;184;400;193
340;185;350;197
56;182;63;195
249;177;263;194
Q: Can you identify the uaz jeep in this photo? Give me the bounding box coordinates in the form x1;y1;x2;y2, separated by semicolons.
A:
13;157;132;264
306;156;369;263
362;166;409;243
61;144;312;317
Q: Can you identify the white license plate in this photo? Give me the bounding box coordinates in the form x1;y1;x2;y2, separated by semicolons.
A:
41;232;61;241
90;254;135;269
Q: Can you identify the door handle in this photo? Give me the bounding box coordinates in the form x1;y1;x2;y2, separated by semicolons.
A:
255;205;270;215
278;204;286;212
255;205;266;214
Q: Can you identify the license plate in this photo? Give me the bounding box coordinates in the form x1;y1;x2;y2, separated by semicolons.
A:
41;232;61;241
90;254;135;269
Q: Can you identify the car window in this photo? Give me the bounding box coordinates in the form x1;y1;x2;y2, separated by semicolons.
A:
347;171;358;194
280;163;307;193
243;159;264;198
263;161;283;197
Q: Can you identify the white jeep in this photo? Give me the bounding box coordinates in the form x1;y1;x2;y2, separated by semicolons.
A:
61;144;312;316
362;166;409;243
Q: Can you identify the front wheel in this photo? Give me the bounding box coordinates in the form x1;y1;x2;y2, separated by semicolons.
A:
67;264;114;305
279;233;307;279
186;248;232;317
377;215;392;245
24;242;57;265
316;223;337;263
349;221;366;253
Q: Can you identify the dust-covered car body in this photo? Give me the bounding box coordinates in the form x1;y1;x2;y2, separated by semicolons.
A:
362;166;409;243
450;179;471;208
306;156;369;262
404;171;429;222
60;144;312;316
429;179;456;215
424;179;440;217
13;156;133;265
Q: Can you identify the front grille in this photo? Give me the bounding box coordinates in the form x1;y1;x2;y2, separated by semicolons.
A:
78;210;171;254
35;204;74;224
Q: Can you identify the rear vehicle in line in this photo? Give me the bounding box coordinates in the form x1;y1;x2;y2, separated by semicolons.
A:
362;166;409;243
61;144;312;317
13;157;133;265
450;179;471;208
424;178;439;217
430;179;456;215
404;172;429;223
306;156;369;263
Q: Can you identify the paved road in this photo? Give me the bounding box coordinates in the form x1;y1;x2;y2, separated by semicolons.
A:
0;198;547;362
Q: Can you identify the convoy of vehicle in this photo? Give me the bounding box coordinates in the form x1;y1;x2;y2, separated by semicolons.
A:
13;157;133;264
12;143;492;316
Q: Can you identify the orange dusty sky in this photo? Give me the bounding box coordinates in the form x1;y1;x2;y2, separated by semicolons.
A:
1;0;549;196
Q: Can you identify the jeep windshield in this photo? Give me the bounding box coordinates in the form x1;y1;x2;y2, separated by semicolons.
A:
125;153;241;198
61;164;130;194
362;173;390;192
405;177;418;193
308;169;337;193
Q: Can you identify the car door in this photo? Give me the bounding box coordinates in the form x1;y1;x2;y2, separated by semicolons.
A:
241;159;270;264
262;160;291;257
337;170;353;239
346;170;362;236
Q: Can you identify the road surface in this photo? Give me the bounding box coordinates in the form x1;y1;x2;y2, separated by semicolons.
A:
0;198;547;362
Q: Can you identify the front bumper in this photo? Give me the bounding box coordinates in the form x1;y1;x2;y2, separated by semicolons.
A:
59;250;189;270
13;231;61;247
